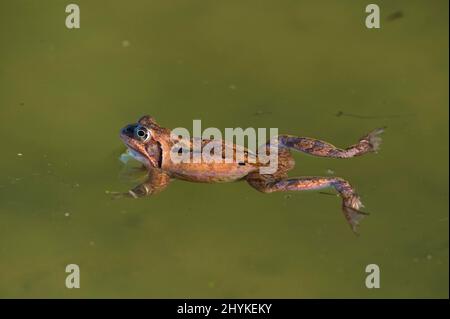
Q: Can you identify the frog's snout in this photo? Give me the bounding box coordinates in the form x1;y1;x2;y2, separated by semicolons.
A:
121;124;136;138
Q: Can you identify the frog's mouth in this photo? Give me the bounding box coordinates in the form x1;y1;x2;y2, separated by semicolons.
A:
120;126;156;168
124;147;150;166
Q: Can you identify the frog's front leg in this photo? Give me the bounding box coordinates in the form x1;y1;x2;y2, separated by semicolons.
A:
111;169;171;199
246;174;368;234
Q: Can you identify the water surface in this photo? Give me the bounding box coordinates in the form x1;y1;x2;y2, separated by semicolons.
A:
0;0;448;298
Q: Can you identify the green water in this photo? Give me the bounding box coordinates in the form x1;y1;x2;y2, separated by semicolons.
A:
0;0;448;298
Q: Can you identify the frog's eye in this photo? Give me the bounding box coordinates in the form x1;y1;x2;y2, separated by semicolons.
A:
135;126;151;142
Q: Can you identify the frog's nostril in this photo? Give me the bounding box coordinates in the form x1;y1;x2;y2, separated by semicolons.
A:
121;125;134;136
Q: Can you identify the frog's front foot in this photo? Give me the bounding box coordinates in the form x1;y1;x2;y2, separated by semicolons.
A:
107;172;170;199
106;190;138;200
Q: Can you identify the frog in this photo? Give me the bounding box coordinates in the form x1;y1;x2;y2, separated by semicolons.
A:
114;115;384;234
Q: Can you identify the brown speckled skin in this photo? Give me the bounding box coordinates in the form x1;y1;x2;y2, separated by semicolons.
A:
117;115;384;234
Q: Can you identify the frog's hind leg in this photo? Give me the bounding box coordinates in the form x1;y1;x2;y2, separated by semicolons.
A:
246;175;368;234
278;127;385;159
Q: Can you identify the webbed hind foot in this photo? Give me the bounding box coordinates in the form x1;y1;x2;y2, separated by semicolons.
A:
342;194;369;235
246;175;370;234
360;127;386;153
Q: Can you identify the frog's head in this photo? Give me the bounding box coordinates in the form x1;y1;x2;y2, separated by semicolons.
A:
120;115;163;168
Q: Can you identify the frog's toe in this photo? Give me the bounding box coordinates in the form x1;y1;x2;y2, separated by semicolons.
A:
342;195;369;235
106;190;130;200
342;206;369;235
345;194;364;210
366;127;386;153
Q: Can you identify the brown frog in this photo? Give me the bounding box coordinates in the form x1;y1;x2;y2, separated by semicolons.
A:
115;115;384;233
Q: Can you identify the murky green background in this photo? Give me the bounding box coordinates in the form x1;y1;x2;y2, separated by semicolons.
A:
0;0;448;298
